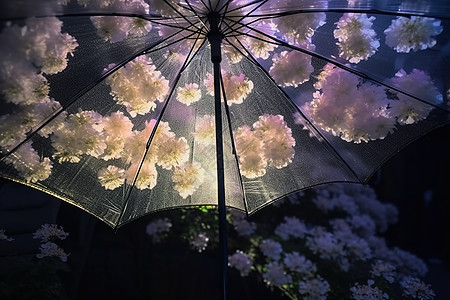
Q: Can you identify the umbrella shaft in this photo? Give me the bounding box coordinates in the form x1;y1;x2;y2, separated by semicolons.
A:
214;59;229;300
208;11;228;300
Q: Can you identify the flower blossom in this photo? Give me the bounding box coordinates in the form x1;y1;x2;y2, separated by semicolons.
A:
334;13;379;63
148;0;188;17
350;280;389;300
305;64;396;143
384;17;443;53
269;49;314;87
389;69;442;125
176;83;202;105
370;260;397;283
115;119;191;191
33;224;69;242
84;0;151;42
98;165;126;190
230;210;257;236
234;125;267;178
263;262;292;287
390;247;428;277
228;250;253;276
274;6;326;45
52;110;106;163
126;162;158;190
172;162;206;198
400;276;435;300
306;227;345;262
0;17;78;75
194;115;215;146
36;242;69;262
204;72;253;105
223;42;244;64
5;141;53;183
298;276;330;300
283;252;317;274
259;239;283;260
156;136;190;170
101;111;134;160
275;216;308;240
235;114;295;178
146;218;172;243
244;21;278;60
0;229;14;241
91;16;152;43
0;65;49;106
190;232;209;252
107;55;169;117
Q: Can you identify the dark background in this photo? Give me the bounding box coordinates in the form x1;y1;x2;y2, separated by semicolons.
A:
1;124;449;299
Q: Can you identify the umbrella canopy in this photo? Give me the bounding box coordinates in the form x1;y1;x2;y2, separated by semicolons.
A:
0;0;449;226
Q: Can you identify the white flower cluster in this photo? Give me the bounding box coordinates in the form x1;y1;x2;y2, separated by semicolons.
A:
305;64;442;143
274;216;307;240
177;83;202;106
33;223;69;242
52;110;105;163
33;224;70;262
230;210;257;236
0;229;14;241
370;260;397;283
106;55;170;117
350;280;389;300
283;252;316;274
190;232;209;253
228;250;253;276
263;261;292;287
96;118;203;198
145;218;172;243
243;22;278;60
260;239;283;260
0;17;77;182
4;142;53;183
194;115;215;147
298;276;330;300
305;64;394;143
172;162;206;199
389;69;443;125
271;0;326;45
204;72;254;105
36;242;69;262
400;276;436;300
78;0;152;43
384;17;443;53
148;0;189;18
269;47;314;88
334;13;380;64
0;17;78;76
234;114;295;178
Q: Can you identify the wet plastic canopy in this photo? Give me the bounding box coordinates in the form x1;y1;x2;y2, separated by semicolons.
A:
0;0;449;227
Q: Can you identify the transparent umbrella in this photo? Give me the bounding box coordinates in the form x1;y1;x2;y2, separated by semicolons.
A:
0;0;449;298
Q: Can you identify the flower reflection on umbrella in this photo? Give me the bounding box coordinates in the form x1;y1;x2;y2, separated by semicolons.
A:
0;0;449;298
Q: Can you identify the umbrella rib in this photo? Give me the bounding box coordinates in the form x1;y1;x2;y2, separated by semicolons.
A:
180;1;209;32
117;34;207;226
0;27;194;162
248;8;450;20
161;0;202;32
142;31;202;55
230;20;449;112
149;19;204;35
221;0;270;36
0;11;179;22
232;37;365;183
